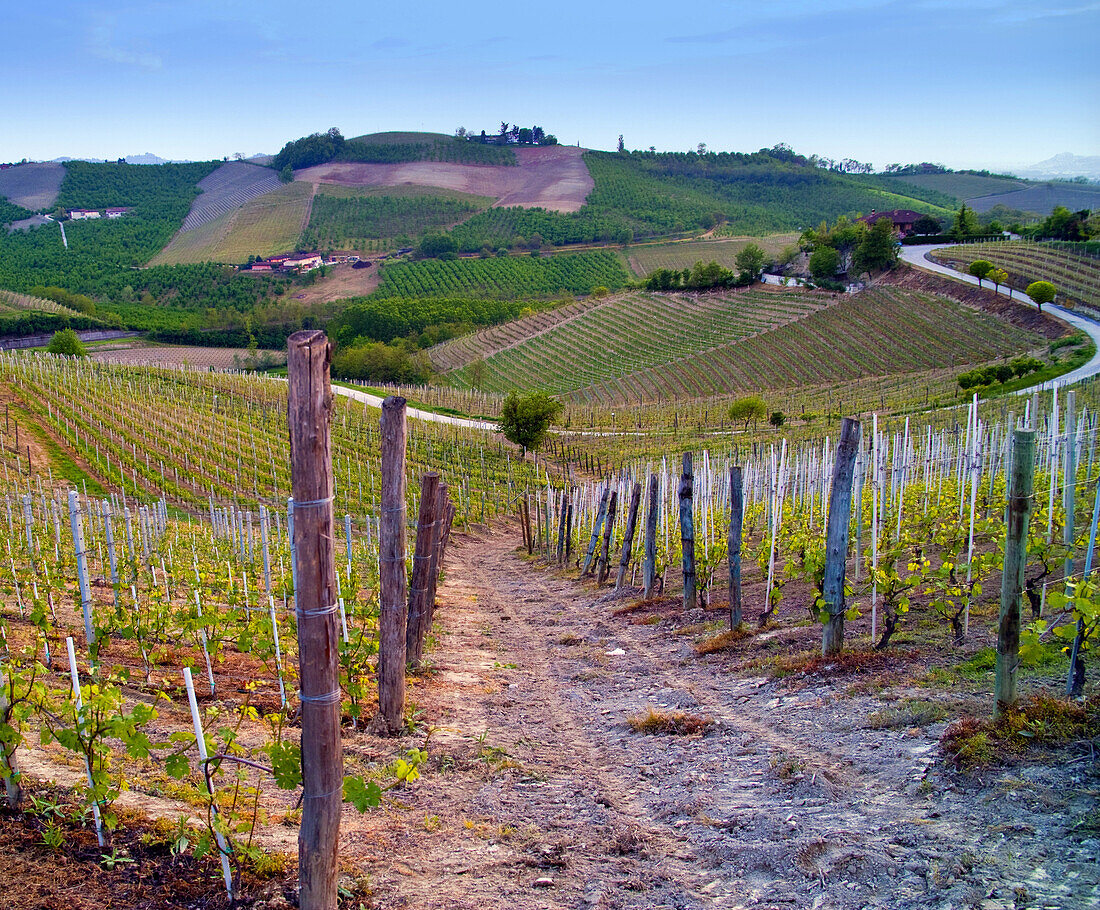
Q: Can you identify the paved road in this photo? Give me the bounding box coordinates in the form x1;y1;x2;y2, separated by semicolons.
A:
330;383;498;431
899;243;1100;391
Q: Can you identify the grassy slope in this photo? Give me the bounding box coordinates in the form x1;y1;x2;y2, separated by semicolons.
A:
150;182;313;264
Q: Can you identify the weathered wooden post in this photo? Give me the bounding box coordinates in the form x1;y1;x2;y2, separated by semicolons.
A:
680;453;697;610
523;494;533;556
997;428;1034;715
425;483;450;631
582;485;609;576
378;396;408;733
597;490;618;585
821;418;861;656
286;330;342;910
729;465;744;629
556;489;567;566
642;473;659;598
615;482;642;588
406;472;441;667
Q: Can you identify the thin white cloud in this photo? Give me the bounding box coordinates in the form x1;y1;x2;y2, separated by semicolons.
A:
996;2;1100;23
88;22;162;70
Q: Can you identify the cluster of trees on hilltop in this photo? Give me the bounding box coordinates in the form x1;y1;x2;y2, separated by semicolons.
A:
455;124;558;146
800;215;899;281
273;128;346;173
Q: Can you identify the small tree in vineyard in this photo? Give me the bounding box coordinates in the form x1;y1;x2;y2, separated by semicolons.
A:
1026;280;1057;313
499;391;562;452
728;395;767;431
968;259;993;287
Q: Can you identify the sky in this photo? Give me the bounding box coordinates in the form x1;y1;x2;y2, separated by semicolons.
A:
2;0;1098;173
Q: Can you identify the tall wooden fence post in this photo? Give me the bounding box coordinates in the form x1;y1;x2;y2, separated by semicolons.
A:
582;485;609;576
407;472;440;668
286;330;342;910
642;474;658;598
597;490;618;585
729;465;744;629
997;428;1035;715
378;396;408;733
616;482;642;588
822;418;861;656
679;453;696;610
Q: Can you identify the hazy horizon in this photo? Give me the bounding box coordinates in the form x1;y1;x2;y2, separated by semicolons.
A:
4;0;1098;173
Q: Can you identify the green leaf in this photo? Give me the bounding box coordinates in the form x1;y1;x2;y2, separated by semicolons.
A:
165;753;191;780
266;740;302;790
343;776;382;812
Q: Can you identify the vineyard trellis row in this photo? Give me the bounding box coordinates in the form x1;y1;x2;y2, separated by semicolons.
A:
520;390;1100;697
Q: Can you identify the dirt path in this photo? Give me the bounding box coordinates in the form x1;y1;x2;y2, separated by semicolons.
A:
349;528;1099;910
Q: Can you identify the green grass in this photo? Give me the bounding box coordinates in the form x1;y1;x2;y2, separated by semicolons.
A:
9;402;108;496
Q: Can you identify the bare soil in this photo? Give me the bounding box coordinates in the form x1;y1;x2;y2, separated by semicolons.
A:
289;261;382;305
296;146;593;214
3;527;1097;909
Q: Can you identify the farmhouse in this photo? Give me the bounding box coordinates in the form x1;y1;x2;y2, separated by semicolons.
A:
856;209;923;235
105;207;130;218
69;209;101;220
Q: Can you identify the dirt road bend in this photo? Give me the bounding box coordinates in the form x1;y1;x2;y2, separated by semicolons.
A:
347;528;1099;910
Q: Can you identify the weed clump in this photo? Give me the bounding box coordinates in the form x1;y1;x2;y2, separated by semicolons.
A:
694;625;753;656
627;707;713;736
941;695;1100;770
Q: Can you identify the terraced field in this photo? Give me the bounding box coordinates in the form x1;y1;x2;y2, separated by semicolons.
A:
179;161;283;232
558;286;1043;404
437;285;1043;403
0;288;84;318
930;241;1100;309
625;235;799;277
150;181;314;264
440;287;829;393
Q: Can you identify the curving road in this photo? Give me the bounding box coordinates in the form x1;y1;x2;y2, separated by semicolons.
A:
330;382;498;431
899;243;1100;391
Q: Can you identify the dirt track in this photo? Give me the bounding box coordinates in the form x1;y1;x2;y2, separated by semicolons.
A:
296;146;593;213
345;528;1099;910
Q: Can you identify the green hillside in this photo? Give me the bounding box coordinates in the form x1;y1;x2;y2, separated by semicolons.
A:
894;172;1028;200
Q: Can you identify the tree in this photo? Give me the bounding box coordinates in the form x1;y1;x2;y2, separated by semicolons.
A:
968;259;994;288
769;411;786;429
617;135;625;153
852;217;899;275
950;203;980;240
47;328;86;357
1026;280;1057;313
728;395;767;430
416;233;457;259
469;357;487;390
912;213;942;235
734;243;767;281
987;267;1008;295
498;391;562;451
809;246;840;282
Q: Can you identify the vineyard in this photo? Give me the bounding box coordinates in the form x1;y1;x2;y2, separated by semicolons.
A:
0;289;86;320
624;235;799;277
894;172;1027;202
930;241;1100;312
440;286;1046;401
0;340;1096;906
178;161;283;233
299;191;486;250
151;182;314;266
340;132;517;166
374;249;629;300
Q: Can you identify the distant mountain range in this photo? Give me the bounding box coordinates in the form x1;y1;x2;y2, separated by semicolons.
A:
1018;153;1100;181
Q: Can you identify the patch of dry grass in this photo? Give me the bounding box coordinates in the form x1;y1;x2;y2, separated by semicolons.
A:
626;707;713;736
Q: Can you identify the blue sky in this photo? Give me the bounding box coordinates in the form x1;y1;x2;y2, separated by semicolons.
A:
3;0;1097;172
